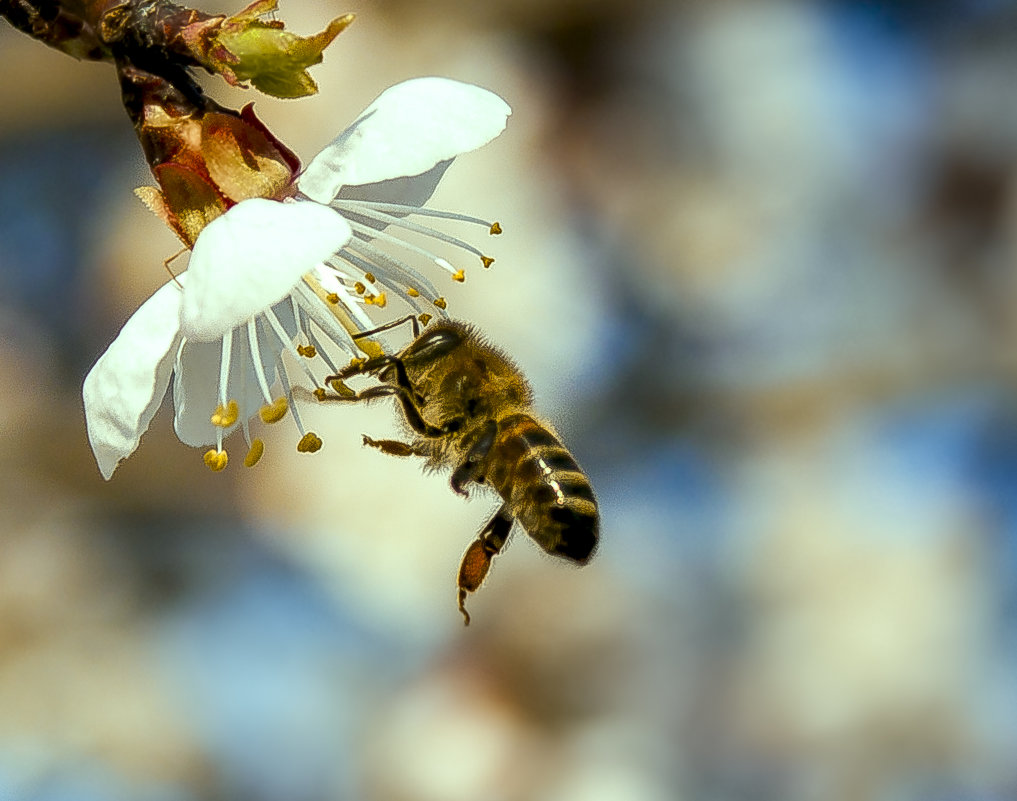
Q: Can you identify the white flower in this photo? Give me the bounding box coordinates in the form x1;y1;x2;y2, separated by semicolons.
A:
83;77;511;479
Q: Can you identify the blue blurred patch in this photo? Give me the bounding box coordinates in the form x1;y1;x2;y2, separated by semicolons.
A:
0;754;195;801
152;526;396;801
0;122;134;369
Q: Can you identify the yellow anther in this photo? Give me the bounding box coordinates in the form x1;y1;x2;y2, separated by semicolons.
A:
354;281;366;294
407;287;420;297
297;432;323;453
348;356;366;372
244;439;265;467
210;400;239;428
364;272;376;283
451;270;466;283
328;378;356;398
313;387;327;401
358;339;384;359
480;256;494;268
490;222;502;235
259;397;289;424
419;313;433;326
296;344;317;358
365;292;387;308
203;449;229;472
326;292;340;304
433;297;447;310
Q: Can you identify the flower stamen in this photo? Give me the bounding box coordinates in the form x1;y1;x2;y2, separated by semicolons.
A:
345;218;468;282
261;307;324;399
204;448;229;471
247;319;276;404
275;360;321;454
338;240;441;305
209;328;240;428
304;273;378;335
338;200;499;232
244;438;265;467
293;303;343;378
297;432;323;453
260;397;289;423
334;203;491;261
211;400;239;427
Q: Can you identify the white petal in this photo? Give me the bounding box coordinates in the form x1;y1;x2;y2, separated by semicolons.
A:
336;160;450;214
82;279;183;479
180;199;352;342
172;339;231;447
298;77;511;204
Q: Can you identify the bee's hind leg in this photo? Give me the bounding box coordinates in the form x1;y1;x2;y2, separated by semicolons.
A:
457;505;513;626
362;436;424;458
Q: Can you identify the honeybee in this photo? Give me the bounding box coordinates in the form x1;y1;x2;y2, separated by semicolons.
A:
320;317;599;624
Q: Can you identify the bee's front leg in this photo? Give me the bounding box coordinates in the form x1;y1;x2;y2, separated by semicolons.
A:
450;419;497;497
317;384;450;438
328;354;425;406
457;505;513;626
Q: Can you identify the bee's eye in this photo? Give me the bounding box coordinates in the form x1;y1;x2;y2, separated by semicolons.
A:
409;328;462;361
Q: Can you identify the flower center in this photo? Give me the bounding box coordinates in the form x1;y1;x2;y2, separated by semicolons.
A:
203;293;360;471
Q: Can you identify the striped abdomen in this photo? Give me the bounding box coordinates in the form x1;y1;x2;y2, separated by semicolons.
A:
485;413;599;563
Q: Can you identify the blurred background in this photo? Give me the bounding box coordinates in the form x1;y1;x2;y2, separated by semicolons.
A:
3;0;1017;799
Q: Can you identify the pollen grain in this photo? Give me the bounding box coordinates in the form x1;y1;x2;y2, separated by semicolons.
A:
244;439;265;467
203;449;229;471
259;397;289;424
297;432;323;453
211;400;239;428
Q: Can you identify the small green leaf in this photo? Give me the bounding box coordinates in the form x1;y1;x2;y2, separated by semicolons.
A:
215;13;353;99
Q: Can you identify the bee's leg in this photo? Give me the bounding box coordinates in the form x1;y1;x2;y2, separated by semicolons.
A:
327;354;425;406
450;419;497;497
389;388;461;439
317;384;456;439
362;435;426;458
457;505;513;626
315;384;401;404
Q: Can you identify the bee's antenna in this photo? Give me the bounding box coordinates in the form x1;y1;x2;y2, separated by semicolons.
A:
352;314;420;341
